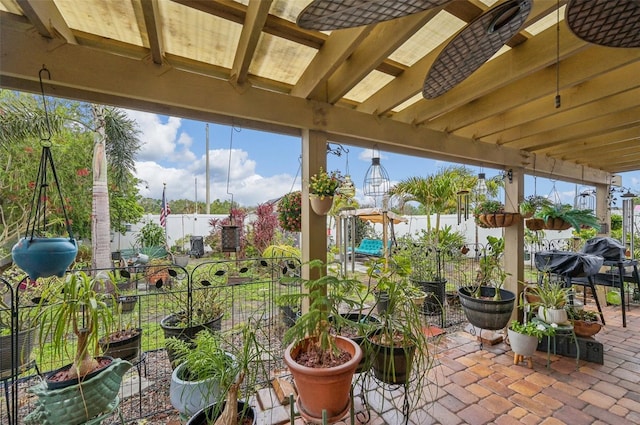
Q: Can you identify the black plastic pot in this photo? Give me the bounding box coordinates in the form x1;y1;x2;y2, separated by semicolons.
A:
45;356;115;390
366;328;416;385
161;312;223;365
100;328;142;361
336;313;380;373
458;286;516;331
0;327;36;377
413;279;446;315
186;401;256;425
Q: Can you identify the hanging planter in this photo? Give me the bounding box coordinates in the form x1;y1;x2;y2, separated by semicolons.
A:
12;237;77;279
525;218;545;231
309;194;334;215
11;66;77;280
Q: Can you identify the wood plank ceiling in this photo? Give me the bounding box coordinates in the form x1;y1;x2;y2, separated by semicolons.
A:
1;0;638;185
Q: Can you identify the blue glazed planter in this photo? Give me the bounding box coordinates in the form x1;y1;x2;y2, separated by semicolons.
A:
12;237;78;280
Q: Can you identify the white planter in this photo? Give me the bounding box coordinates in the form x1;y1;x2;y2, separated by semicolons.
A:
507;328;539;357
170;359;230;416
537;306;568;325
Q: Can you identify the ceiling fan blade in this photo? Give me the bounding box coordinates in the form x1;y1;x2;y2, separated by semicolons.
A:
423;0;532;99
296;0;452;31
566;0;640;48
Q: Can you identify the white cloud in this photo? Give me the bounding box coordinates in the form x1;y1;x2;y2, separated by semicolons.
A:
124;110;191;162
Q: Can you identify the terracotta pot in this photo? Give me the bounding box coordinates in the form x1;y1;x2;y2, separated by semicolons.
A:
284;336;361;423
309;195;333;215
572;320;602;338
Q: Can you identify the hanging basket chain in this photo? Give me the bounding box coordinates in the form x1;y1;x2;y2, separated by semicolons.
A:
24;65;75;241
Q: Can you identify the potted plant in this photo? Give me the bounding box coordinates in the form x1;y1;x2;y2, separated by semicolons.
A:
536;204;601;231
277;191;302;232
365;258;432;386
99;302;142;362
397;238;447;316
0;276;42;378
25;272;132;424
474;200;520;228
528;279;570;324
307;167;341;215
507;320;556;368
519;195;552;218
181;322;268;425
567;306;602;337
457;236;516;330
159;264;226;364
166;329;236;416
279;259;363;423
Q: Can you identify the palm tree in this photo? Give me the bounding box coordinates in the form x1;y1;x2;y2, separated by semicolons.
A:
389;165;478;240
90;105;141;270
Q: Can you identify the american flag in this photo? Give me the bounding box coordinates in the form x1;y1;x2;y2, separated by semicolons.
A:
160;185;170;228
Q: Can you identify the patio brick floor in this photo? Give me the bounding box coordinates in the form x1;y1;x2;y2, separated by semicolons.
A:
256;300;640;424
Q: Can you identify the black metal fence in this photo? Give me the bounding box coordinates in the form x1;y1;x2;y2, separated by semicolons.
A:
0;239;578;423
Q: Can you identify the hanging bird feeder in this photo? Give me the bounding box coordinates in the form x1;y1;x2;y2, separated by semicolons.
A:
11;66;78;280
221;224;240;253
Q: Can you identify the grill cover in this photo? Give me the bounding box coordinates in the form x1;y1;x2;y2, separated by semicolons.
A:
581;237;626;262
535;250;603;277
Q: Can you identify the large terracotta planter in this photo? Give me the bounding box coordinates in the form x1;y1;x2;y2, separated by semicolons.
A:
309;195;333;215
458;286;516;330
284;336;361;423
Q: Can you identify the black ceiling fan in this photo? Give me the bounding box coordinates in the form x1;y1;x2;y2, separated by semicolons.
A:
296;0;640;99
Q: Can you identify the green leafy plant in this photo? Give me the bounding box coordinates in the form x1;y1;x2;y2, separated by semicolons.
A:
135;220;166;248
474;199;504;215
567;307;599;323
308;167;341;198
509;320;556;340
519;195;552;217
279;259;364;363
528;280;569;309
36;272;114;379
536;204;601;231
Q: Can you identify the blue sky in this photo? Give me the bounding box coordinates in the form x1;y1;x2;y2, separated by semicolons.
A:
125;111;640;210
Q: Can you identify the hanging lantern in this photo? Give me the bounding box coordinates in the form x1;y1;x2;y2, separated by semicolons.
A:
574;188;595;211
363;153;390;198
475;173;488;197
221;225;240;252
457;190;470;224
12;66;78;280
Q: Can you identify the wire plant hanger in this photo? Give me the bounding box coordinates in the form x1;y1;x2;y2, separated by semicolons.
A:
11;66;78;280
